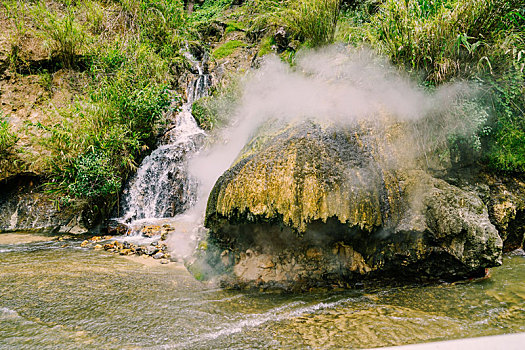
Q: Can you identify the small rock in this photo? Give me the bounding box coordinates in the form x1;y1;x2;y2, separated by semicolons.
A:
146;246;159;256
80;240;89;247
160;259;169;264
120;249;132;255
93;244;103;250
89;236;102;242
153;252;164;260
142;225;161;237
103;243;114;250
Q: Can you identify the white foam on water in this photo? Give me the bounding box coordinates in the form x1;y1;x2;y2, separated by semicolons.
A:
160;296;361;349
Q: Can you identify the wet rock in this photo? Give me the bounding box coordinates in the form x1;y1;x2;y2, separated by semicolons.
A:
204;119;503;289
146;246;159;256
160;259;170;264
113;241;123;250
107;221;130;236
273;27;289;52
80;240;89;247
0;174;92;234
448;170;525;251
93;244;103;250
141;225;161;237
160;224;174;241
119;249;132;255
153;252;164;260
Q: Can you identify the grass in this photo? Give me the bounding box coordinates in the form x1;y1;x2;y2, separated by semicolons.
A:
283;0;341;47
212;40;246;59
0;115;18;158
32;0;87;68
336;0;525;172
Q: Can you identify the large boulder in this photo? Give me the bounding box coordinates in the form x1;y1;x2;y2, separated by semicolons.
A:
0;173;96;234
202;119;502;290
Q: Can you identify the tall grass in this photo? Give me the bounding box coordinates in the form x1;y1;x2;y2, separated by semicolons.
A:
32;0;87;67
284;0;341;47
337;0;525;172
367;0;524;83
1;0;28;64
0;115;18;158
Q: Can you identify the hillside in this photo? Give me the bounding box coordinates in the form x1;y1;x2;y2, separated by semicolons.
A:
0;0;523;231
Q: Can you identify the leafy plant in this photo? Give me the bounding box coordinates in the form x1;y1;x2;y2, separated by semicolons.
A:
67;149;121;199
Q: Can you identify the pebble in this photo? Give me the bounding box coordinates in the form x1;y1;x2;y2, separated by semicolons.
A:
146;246;159;256
84;236;172;264
119;249;132;255
153;252;164;260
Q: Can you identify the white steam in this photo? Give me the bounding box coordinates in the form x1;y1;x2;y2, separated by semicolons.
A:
189;46;473;210
169;46;478;259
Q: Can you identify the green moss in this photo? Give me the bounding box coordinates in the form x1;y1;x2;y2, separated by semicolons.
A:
224;21;245;34
192;96;218;130
258;36;274;56
206;121;405;233
212;40;246;59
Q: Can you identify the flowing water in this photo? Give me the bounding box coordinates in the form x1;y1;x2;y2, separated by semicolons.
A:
0;238;524;349
117;52;209;225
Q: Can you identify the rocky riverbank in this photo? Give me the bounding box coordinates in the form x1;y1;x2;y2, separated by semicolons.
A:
77;224;179;265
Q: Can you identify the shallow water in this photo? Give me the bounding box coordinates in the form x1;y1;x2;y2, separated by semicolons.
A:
0;239;524;350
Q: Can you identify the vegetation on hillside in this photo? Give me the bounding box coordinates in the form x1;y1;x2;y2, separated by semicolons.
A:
0;0;523;224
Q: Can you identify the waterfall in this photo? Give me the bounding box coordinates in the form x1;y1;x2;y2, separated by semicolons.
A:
116;52;210;228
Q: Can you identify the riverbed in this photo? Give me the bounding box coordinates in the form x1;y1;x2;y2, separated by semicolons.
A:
1;236;524;349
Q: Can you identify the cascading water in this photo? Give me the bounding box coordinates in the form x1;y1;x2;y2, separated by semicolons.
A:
116;52;211;237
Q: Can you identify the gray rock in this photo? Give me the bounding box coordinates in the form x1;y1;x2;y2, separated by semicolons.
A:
146;246;159;256
152;252;164;260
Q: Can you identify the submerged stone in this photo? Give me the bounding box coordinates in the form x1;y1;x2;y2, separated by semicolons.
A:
203;119;503;290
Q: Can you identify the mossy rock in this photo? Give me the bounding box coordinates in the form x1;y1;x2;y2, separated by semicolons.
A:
202;119;503;289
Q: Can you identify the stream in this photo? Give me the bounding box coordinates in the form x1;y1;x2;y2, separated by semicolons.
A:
1;237;524;349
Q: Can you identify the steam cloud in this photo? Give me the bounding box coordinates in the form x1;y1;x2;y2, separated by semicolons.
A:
189;46;475;209
169;46;480;259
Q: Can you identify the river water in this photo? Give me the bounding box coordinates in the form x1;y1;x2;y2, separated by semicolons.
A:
0;238;524;349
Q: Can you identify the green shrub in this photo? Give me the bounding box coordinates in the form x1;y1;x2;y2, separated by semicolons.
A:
192;96;218;130
485;70;525;172
67;150;121;199
258;36;275;56
212;40;246;59
189;0;232;25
